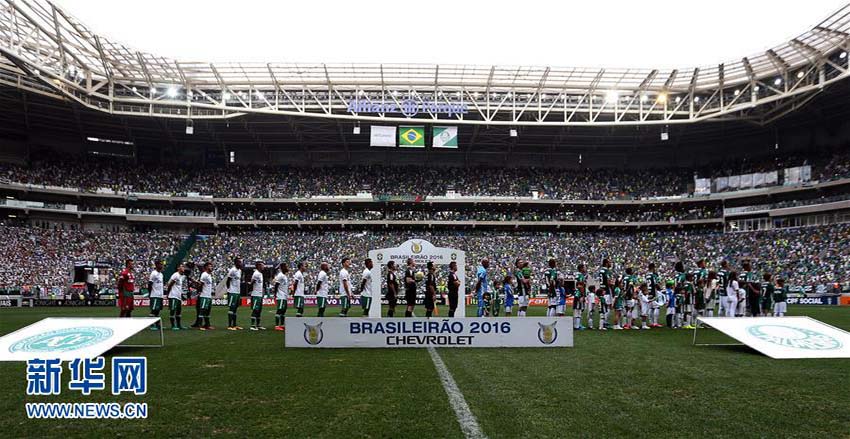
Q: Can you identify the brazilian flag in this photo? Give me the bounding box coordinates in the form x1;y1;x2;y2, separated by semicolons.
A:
398;126;425;147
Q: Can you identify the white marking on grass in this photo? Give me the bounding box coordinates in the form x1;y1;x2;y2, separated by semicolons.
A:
427;347;487;439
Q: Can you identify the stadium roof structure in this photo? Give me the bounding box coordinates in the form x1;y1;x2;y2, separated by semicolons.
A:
1;0;850;127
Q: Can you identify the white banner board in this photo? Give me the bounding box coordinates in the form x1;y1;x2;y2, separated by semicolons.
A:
286;317;573;348
694;178;711;195
370;125;396;147
698;316;850;359
367;239;466;318
0;317;159;362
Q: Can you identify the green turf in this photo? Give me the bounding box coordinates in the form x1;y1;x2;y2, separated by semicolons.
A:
0;304;848;438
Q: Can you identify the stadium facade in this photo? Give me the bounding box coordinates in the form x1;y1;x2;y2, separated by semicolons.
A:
0;0;848;294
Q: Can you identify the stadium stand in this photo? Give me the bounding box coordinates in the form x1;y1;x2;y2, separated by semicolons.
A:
0;223;183;294
1;150;848;199
1;220;846;293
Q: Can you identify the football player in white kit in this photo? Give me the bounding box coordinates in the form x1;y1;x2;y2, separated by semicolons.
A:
338;258;352;317
773;278;788;317
637;282;651;330
584;284;597;330
316;262;330;317
357;258;374;316
273;262;290;331
724;272;740;318
165;263;187;331
651;283;666;327
293;262;307;317
225;257;244;330
249;260;266;330
147;260;165;330
198;262;215;330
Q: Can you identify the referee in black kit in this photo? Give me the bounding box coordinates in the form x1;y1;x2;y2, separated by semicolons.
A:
404;258;417;317
447;261;460;317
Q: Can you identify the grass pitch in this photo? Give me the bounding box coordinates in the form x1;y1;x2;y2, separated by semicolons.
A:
1;304;849;438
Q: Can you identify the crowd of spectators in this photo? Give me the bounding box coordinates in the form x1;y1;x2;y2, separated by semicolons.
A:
217;205;721;222
729;193;850;214
187;224;850;293
2;150;848;200
0;220;845;293
0;223;183;292
0;158;690;199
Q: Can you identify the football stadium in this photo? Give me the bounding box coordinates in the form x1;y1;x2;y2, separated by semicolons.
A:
1;0;850;437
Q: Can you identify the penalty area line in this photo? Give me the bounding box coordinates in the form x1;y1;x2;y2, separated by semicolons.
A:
427;346;487;439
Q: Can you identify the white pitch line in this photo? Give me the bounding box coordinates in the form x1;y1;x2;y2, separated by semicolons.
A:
427;346;487;439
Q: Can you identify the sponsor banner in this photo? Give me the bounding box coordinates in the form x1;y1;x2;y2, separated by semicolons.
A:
132;297;194;307
373;195;424;202
286;317;573;348
398;126;425;147
728;175;740;189
132;296;450;308
0;317;160;361
841;296;850;306
432;126;458;148
0;296;20;307
765;170;779;185
347;98;468;118
694;178;711;195
34;299;115;307
698;316;850;359
528;297;578;307
370;126;396;147
785;296;839;306
467;296;577;307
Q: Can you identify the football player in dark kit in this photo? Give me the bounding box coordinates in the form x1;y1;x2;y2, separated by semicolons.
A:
447;261;461;317
386;260;399;317
404;258;418;317
741;259;761;316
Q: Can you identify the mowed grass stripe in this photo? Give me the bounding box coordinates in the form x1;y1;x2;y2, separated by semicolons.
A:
428;346;487;439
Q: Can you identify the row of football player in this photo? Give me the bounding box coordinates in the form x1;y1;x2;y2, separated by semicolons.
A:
484;257;793;330
114;256;792;331
116;256;449;331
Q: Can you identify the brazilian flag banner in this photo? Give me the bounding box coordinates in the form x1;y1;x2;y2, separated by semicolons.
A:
398;126;425;147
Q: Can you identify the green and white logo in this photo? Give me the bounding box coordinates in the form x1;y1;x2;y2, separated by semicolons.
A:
747;325;842;350
9;327;114;353
432;126;458;148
